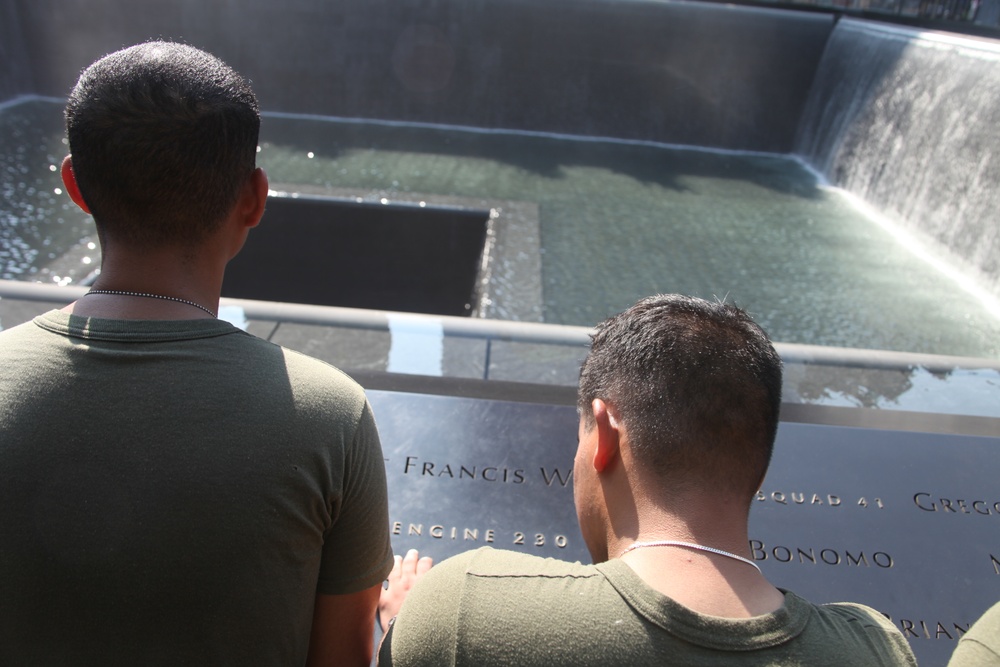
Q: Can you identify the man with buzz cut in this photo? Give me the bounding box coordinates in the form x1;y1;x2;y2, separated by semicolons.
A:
0;42;392;666
377;294;917;666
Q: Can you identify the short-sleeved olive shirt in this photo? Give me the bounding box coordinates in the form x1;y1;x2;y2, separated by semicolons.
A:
0;311;393;665
388;547;917;667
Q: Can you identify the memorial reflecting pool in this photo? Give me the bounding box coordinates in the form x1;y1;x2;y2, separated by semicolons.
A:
2;99;998;358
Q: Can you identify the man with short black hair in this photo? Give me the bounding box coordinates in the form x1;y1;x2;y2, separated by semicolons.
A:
0;42;392;666
378;294;917;666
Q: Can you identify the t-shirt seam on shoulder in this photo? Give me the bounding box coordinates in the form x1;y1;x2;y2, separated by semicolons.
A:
957;637;1000;656
281;345;365;387
830;604;896;631
467;572;601;580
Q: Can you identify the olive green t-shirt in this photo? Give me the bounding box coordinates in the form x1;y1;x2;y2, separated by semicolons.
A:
949;601;1000;667
0;311;393;665
388;547;918;666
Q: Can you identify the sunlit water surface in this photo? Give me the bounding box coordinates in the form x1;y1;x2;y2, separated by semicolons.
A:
2;99;998;359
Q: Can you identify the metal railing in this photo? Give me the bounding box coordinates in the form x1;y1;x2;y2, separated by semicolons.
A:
3;279;999;374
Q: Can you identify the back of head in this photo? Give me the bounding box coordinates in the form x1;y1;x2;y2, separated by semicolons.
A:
65;41;260;248
578;294;783;501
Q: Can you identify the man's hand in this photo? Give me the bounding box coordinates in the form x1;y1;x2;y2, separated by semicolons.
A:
379;549;434;633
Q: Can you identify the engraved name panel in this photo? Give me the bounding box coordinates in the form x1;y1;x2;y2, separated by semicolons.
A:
370;390;586;563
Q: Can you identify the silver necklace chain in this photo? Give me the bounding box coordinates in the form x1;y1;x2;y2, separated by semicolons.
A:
619;540;762;573
85;289;216;318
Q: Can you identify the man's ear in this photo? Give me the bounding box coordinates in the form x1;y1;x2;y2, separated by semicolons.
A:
591;398;621;473
238;167;268;229
60;156;91;214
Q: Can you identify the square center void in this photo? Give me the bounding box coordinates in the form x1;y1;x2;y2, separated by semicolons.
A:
223;194;490;316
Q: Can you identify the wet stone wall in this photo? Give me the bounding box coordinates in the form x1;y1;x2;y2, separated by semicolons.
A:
4;0;832;152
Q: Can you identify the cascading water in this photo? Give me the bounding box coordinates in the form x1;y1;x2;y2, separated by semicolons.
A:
796;18;1000;298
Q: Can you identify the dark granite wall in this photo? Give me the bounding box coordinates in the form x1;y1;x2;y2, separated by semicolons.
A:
0;1;31;102
2;0;832;152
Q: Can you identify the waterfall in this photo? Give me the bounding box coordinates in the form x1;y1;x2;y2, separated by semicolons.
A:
796;18;1000;298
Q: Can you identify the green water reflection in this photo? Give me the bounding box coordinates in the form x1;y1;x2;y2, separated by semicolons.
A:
2;100;997;358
